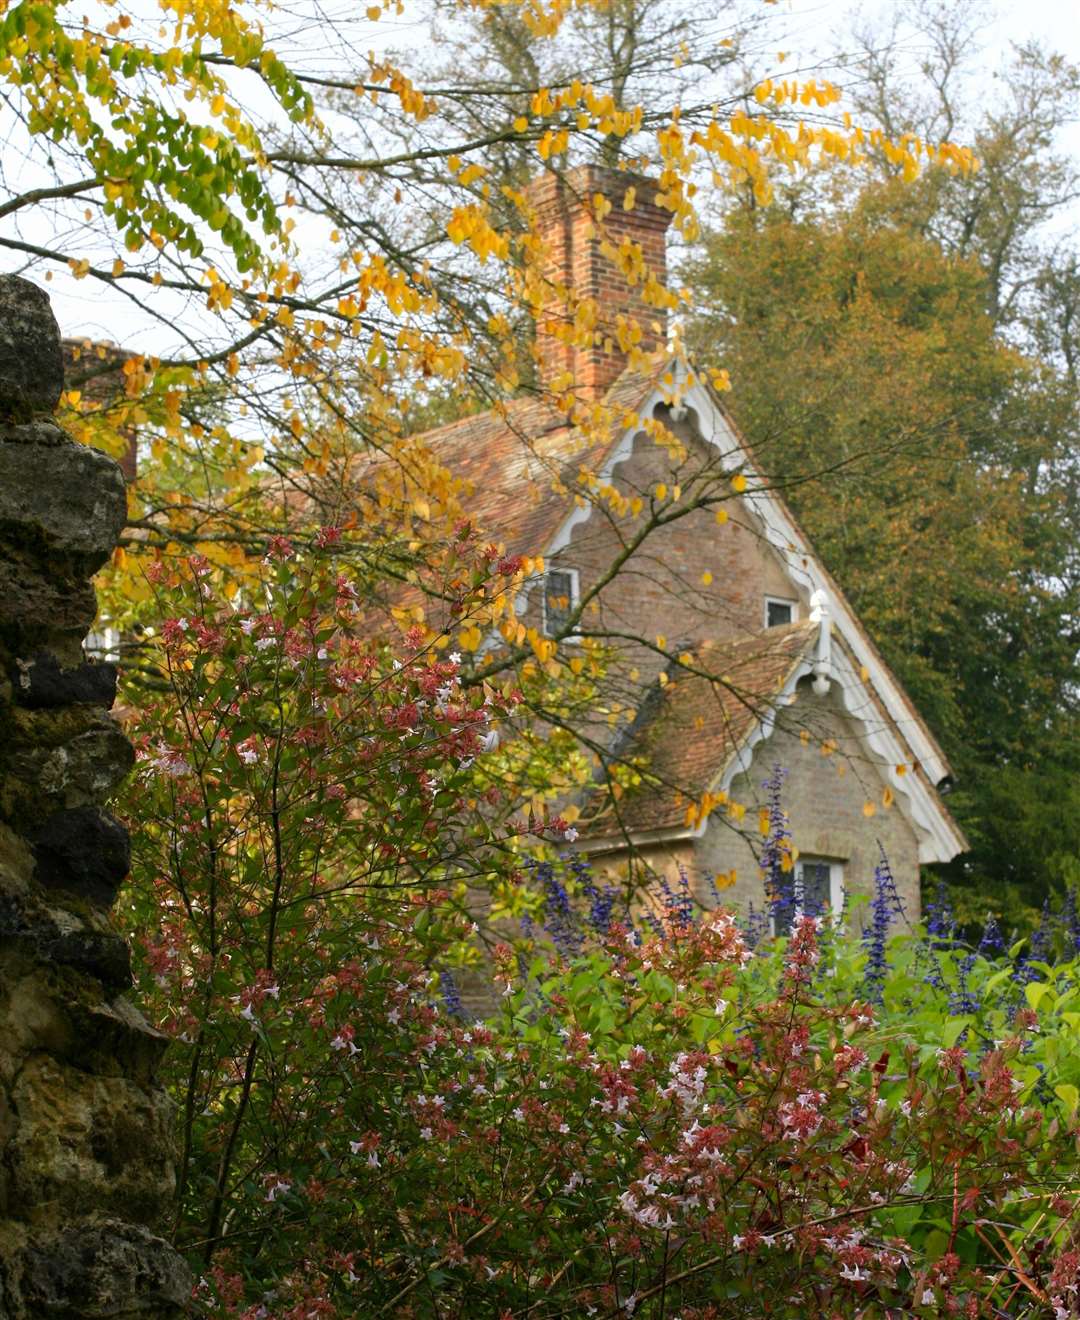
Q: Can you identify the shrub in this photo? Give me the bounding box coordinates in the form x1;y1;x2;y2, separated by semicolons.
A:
122;554;1080;1317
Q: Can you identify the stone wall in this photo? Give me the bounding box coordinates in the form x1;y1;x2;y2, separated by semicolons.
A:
0;276;190;1316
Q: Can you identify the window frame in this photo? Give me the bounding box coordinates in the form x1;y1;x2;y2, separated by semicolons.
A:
541;566;581;641
764;595;799;629
772;857;845;935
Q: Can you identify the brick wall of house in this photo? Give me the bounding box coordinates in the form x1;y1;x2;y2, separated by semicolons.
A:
527;165;673;401
521;415;803;697
694;677;922;924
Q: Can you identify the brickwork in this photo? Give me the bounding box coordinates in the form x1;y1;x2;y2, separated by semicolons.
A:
522;413;803;699
695;677;922;923
526;165;673;401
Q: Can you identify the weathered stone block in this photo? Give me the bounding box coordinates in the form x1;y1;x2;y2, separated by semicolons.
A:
19;1221;191;1317
0;276;64;421
13;652;117;709
5;706;134;820
0;429;127;575
9;1056;176;1225
32;807;131;907
0;557;98;658
0;893;132;990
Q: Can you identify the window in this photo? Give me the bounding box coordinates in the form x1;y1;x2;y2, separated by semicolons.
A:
765;596;797;629
772;858;843;936
84;624;120;663
542;568;579;638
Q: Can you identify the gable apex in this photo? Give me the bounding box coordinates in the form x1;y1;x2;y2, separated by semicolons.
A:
534;360;955;795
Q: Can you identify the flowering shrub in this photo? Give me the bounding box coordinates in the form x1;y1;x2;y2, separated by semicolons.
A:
121;555;1080;1317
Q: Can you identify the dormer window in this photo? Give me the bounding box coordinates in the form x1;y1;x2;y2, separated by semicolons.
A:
765;596;797;629
542;568;579;638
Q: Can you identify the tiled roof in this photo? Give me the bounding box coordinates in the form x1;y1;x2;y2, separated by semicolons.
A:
406;367;661;555
583;621;817;837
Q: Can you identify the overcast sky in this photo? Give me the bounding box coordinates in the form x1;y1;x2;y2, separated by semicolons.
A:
17;0;1080;348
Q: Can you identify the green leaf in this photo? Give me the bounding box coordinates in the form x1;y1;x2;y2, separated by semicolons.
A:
942;1015;972;1048
1055;1083;1079;1115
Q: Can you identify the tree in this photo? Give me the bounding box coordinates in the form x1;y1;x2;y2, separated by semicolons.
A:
683;9;1080;924
0;0;977;853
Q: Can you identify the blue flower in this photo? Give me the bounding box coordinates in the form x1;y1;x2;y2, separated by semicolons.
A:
438;969;465;1019
862;849;905;1005
759;765;794;934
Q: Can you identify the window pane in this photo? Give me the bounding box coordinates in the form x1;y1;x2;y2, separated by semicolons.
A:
766;599;793;628
772;892;795;937
544;570;575;636
799;862;831;917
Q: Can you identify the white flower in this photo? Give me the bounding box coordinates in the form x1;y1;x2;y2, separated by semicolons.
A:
419;1126;433;1141
449;652;462;664
563;827;579;842
480;729;500;753
237;744;258;765
921;1290;936;1305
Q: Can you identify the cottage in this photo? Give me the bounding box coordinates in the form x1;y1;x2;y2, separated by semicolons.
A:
407;163;966;920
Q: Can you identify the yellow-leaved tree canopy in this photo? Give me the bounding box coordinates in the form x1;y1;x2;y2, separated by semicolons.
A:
0;0;975;834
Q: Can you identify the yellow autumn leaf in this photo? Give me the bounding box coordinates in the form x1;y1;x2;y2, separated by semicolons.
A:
731;473;747;493
701;571;713;585
863;801;877;817
715;508;728;525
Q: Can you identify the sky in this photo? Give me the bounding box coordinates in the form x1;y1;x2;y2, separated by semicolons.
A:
6;0;1079;349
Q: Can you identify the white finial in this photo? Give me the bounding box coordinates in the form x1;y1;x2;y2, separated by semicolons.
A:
810;589;832;695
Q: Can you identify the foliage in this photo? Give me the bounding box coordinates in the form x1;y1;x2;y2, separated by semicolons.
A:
683;58;1080;921
123;556;1080;1316
121;541;525;1265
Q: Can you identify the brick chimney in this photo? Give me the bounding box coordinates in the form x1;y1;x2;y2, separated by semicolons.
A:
61;339;138;483
526;164;674;402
